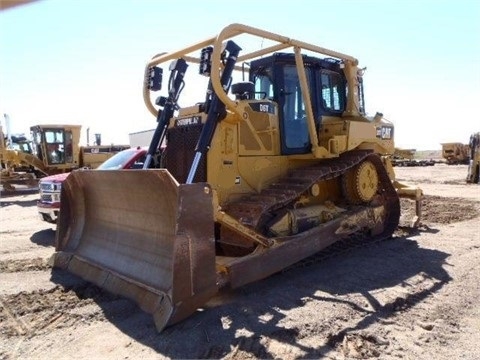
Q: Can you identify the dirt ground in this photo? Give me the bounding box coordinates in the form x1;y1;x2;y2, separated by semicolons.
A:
1;163;479;360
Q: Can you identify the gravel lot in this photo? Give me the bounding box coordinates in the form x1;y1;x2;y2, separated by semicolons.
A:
1;163;479;359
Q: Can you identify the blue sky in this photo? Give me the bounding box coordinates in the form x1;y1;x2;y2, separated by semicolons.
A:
1;0;479;150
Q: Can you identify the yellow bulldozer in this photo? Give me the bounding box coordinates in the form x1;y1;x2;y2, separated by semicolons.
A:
53;24;422;332
1;118;130;190
466;132;480;183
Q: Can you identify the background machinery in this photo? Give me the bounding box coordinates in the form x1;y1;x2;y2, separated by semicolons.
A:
441;142;470;165
391;148;416;167
1;117;129;190
53;24;423;332
466;132;480;184
391;148;435;167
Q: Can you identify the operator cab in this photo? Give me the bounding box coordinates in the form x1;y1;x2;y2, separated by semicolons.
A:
9;134;33;154
248;53;351;155
30;126;75;166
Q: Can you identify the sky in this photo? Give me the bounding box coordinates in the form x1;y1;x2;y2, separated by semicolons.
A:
1;0;479;150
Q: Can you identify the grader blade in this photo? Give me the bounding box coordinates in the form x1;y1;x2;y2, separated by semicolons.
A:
53;170;217;331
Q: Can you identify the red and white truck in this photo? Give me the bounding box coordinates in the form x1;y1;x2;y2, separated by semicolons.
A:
37;147;149;223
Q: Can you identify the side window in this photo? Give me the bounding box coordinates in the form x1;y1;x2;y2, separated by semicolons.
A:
254;71;274;100
321;71;345;112
65;131;74;163
357;75;366;114
32;130;43;160
283;65;309;149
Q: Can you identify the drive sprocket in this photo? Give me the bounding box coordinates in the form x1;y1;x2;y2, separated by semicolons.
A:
342;160;379;204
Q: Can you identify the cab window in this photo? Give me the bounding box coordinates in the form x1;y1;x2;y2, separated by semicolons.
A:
254;68;274;100
45;129;65;165
282;65;310;150
320;70;345;112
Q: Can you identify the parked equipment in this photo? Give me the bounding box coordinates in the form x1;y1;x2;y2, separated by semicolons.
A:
53;24;423;332
466;132;480;184
441;142;470;165
391;148;435;167
0;116;38;190
1;117;129;190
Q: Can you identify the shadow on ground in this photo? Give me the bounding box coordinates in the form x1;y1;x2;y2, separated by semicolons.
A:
1;187;39;197
30;228;56;247
0;197;38;208
50;231;451;359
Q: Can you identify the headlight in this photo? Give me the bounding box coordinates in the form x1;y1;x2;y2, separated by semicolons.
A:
39;182;62;192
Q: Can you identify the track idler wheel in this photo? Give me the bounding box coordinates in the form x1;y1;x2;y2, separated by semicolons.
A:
342;160;379;204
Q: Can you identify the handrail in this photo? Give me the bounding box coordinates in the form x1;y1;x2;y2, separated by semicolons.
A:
143;23;358;117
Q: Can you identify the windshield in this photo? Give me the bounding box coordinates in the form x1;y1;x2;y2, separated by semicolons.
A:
97;149;140;170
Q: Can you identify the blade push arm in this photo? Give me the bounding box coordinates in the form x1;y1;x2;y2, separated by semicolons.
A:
186;40;241;184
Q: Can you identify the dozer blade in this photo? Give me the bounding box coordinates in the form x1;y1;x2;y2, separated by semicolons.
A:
53;170;217;332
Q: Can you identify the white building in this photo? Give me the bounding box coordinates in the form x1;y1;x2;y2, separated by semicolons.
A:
128;129;155;147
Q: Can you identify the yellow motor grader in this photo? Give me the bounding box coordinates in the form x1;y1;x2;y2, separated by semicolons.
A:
0;123;81;190
53;23;422;332
1;120;130;190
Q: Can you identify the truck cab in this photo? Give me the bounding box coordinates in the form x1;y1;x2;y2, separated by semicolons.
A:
37;146;149;223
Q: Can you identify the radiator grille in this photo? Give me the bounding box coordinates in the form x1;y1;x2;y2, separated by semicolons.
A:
41;194;53;202
163;123;207;184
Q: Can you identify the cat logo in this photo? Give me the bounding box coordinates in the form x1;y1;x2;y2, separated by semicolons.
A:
376;126;393;140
